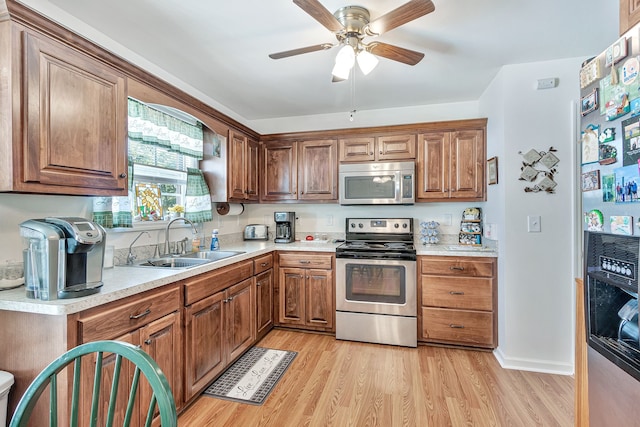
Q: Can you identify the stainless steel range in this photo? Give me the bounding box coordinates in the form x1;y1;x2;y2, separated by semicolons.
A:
335;218;417;347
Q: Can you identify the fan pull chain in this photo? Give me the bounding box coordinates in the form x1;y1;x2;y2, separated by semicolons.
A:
349;67;357;121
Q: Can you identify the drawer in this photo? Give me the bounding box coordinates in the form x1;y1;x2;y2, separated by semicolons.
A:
421;307;494;347
254;253;274;274
79;285;180;342
421;275;493;311
420;256;494;277
279;252;333;269
184;259;253;305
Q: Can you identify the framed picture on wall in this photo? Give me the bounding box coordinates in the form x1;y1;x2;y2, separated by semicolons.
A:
487;157;498;185
581;88;598;116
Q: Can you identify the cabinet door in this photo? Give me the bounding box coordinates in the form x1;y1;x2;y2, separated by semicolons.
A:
228;131;247;200
246;138;260;201
140;311;182;415
183;291;225;401
298;139;337;200
620;0;640;34
449;130;485;200
305;268;334;330
377;134;416;160
279;267;306;326
261;141;297;201
416;132;450;200
22;31;127;195
226;278;255;362
339;137;375;162
255;269;274;338
80;331;140;427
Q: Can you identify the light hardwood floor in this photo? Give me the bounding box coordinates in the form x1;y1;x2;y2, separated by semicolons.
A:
178;329;574;426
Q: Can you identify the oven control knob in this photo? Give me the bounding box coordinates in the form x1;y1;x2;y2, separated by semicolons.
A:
358;223;364;228
402;223;408;228
394;224;399;228
350;223;356;228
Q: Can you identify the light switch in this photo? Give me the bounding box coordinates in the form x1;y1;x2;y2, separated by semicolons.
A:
527;215;541;232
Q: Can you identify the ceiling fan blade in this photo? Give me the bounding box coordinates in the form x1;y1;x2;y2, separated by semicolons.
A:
367;42;425;65
293;0;344;32
365;0;435;36
269;43;334;59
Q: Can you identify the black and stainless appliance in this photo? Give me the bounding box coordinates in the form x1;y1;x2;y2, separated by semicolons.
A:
19;217;106;300
243;224;269;241
336;217;417;347
274;212;295;243
338;161;414;205
584;231;640;425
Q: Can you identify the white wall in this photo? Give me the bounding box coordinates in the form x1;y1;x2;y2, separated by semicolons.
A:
479;58;583;374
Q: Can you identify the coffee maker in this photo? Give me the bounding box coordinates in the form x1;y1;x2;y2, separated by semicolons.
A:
20;217;106;300
274;212;295;243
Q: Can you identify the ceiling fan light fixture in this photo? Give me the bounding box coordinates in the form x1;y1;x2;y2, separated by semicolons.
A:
335;44;355;68
332;61;352;80
356;50;379;75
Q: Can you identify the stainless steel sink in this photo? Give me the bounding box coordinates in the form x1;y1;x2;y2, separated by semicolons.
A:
125;250;245;269
181;250;245;261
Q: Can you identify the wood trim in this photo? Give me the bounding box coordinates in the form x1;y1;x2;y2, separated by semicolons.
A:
260;118;488;142
575;278;589;426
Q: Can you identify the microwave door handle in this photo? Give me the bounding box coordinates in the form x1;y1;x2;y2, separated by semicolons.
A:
395;171;401;203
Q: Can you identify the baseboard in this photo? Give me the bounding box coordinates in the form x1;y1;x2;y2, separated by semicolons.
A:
493;346;574;375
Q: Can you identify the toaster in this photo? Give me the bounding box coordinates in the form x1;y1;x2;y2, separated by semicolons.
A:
244;224;269;241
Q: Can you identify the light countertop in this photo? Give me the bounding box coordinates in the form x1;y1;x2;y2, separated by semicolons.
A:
0;239;495;316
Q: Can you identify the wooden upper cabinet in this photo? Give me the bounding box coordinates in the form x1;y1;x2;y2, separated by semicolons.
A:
339;134;415;162
261;141;298;201
620;0;640;35
228;130;259;202
18;29;128;195
417;128;485;202
298;139;337;200
262;139;337;202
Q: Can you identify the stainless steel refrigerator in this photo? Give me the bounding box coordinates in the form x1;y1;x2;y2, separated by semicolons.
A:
580;22;640;426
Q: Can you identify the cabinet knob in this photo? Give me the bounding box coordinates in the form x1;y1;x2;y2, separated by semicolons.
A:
119;172;127;179
369;151;374;155
379;151;382;154
144;339;152;345
261;262;268;267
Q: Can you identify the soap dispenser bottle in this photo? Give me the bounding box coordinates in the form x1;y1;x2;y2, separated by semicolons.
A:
210;229;219;251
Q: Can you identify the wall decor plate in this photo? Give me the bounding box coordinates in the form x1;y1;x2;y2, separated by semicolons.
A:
539;151;559;169
581;125;599;165
605;37;628;67
521;149;541;165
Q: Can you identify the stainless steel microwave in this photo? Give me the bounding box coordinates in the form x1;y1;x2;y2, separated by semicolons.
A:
338;161;415;205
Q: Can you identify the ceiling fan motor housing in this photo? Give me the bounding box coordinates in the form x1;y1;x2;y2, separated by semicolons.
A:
334;5;370;45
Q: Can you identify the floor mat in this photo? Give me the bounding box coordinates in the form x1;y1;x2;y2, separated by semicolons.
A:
202;347;297;405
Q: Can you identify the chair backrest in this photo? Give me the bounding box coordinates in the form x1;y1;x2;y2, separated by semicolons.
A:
9;340;177;427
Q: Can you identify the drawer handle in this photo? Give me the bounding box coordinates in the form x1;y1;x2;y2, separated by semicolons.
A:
129;309;151;320
299;260;311;264
449;291;465;295
449;266;465;271
261;262;269;267
449;324;465;329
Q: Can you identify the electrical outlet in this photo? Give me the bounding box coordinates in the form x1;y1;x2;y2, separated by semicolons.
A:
527;215;541;232
442;214;452;226
326;215;333;226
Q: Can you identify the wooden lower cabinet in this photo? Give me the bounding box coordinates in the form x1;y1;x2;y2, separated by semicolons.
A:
419;256;497;349
77;285;182;426
277;252;334;332
183;274;255;402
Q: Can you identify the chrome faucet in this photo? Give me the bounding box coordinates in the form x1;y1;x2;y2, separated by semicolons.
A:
127;231;151;265
164;217;198;255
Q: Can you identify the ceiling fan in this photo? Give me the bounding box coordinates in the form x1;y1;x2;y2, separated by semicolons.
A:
269;0;435;81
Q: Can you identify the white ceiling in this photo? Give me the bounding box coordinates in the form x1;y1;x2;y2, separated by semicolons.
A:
28;0;618;121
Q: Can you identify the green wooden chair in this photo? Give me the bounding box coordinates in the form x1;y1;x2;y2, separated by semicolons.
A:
9;340;177;427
